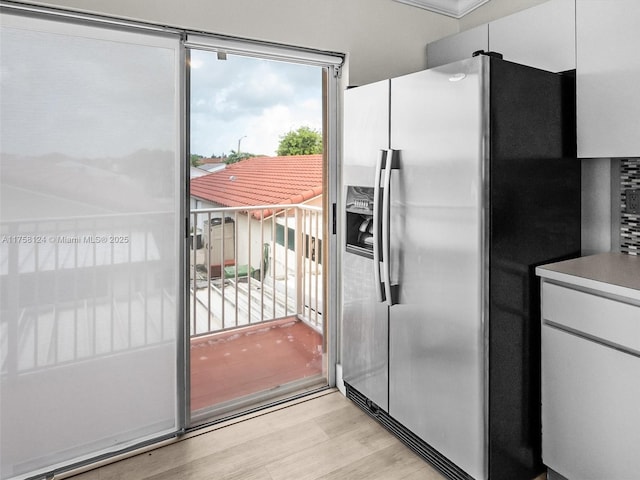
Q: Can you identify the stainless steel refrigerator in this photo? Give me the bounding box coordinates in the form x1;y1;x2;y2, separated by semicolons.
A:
341;55;580;480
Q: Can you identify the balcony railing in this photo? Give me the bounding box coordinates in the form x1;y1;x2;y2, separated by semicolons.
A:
0;204;323;375
0;212;177;375
190;204;323;338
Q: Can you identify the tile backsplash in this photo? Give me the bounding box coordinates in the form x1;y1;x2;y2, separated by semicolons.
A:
620;158;640;255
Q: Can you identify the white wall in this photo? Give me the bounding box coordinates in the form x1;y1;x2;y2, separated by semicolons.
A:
20;0;553;84
22;0;460;86
459;0;550;30
581;158;619;255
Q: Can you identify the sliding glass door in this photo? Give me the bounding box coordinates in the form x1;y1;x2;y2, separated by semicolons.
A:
0;12;184;480
1;5;341;478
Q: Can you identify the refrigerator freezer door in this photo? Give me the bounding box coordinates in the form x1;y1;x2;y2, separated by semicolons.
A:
342;79;390;411
342;252;390;411
388;57;487;480
343;79;390;187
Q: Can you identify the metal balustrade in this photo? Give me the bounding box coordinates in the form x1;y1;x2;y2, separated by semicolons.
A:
0;205;324;375
190;204;324;337
0;212;177;375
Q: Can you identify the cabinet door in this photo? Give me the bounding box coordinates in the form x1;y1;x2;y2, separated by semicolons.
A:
542;324;640;479
577;0;640;158
489;0;575;72
427;24;488;68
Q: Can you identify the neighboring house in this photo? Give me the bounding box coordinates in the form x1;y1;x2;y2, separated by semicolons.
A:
198;157;227;173
190;154;323;278
190;166;211;179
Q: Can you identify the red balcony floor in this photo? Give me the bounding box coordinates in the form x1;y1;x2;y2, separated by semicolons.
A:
190;318;323;412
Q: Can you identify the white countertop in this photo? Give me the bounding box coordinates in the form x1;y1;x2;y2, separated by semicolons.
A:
536;253;640;302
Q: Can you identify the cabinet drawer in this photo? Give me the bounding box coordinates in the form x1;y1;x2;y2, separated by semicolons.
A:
541;281;640;352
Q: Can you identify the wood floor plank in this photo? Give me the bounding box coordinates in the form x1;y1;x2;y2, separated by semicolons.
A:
66;392;448;480
401;464;451;480
311;400;374;439
316;442;433;480
109;421;327;480
68;392;344;480
264;412;398;480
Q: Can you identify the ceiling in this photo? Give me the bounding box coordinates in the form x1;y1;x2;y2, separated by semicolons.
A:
392;0;490;18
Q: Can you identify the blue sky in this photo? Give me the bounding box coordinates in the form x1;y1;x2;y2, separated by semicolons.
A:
189;50;323;158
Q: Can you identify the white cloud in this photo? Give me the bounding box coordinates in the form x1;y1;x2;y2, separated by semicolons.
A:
189;52;323;157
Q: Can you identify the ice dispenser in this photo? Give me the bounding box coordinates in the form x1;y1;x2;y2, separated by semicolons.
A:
345;185;375;258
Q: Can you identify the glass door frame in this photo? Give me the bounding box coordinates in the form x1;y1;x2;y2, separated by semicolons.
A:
183;34;343;428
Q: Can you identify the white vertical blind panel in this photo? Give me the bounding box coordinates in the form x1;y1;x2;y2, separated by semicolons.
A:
0;13;181;480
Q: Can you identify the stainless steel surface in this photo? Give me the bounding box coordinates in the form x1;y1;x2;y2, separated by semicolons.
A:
342;252;390;411
387;57;486;480
343;54;578;480
373;150;386;302
342;78;390;412
381;149;398;306
342;80;389;187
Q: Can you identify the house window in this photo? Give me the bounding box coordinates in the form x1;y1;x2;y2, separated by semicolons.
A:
307;235;323;263
275;224;296;251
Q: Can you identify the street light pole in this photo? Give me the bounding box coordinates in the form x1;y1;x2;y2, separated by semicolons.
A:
237;135;247;154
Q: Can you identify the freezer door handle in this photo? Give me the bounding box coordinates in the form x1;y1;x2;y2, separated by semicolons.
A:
382;149;399;305
373;149;386;302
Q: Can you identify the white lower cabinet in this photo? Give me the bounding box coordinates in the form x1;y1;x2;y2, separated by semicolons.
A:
540;282;640;480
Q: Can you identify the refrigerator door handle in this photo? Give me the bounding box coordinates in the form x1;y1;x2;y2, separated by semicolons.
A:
373;149;386;302
382;149;399;306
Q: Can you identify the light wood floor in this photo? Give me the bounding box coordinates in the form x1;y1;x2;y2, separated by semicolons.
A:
64;389;446;480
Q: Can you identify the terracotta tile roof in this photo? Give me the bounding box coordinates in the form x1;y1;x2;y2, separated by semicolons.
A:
190;154;322;217
199;157;225;164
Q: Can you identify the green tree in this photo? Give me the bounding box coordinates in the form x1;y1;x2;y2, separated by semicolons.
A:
225;150;255;164
190;153;203;167
277;126;322;156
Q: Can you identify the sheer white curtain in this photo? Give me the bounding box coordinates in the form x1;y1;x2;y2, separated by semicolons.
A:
0;12;183;480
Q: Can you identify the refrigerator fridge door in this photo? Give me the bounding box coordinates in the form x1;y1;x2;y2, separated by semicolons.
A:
388;56;487;479
342;79;390;411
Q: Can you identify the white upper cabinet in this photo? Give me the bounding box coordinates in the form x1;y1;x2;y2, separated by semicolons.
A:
427;0;575;72
489;0;575;72
576;0;640;158
426;24;488;68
